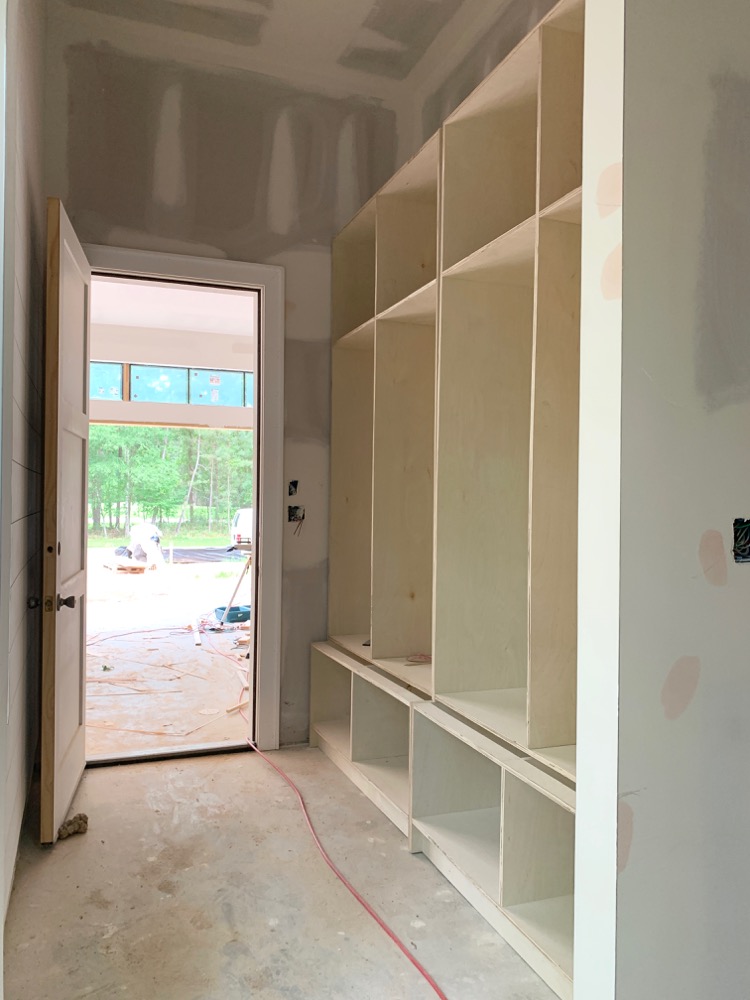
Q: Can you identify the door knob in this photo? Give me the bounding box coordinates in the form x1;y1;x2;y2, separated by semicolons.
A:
57;595;76;610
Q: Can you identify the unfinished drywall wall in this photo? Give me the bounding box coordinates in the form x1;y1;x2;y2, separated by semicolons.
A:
44;0;398;745
2;0;46;912
613;0;750;994
389;0;557;164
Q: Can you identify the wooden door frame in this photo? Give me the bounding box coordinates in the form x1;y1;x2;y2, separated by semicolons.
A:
83;245;284;751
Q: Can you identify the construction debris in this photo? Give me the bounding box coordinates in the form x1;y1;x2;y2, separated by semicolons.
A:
58;813;88;840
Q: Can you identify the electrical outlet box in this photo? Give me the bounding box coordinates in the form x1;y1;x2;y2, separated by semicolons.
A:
288;505;305;522
733;519;750;562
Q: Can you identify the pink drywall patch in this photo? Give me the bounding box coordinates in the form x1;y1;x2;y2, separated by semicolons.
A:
661;656;701;720
617;801;634;873
601;243;622;300
597;162;623;217
699;529;727;586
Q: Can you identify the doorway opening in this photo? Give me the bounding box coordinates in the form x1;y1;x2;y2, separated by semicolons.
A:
84;274;259;762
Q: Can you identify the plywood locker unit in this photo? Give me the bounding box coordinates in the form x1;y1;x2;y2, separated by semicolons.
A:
327;328;373;642
441;32;539;272
527;216;581;762
376;134;439;318
433;264;535;750
332;199;376;343
320;0;587;993
310;642;423;834
370;318;436;681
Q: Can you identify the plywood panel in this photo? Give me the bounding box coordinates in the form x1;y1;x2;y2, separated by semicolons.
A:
434;279;533;695
371;321;435;660
328;345;373;636
528;219;581;749
443;100;538;269
538;25;584;211
501;773;574;907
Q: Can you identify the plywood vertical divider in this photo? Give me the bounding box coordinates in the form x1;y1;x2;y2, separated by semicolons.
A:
527;219;581;750
328;340;374;637
371;320;436;661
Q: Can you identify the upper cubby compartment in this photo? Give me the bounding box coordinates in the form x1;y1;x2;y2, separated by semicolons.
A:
537;0;584;214
376;135;439;317
332;198;377;343
442;32;539;272
328;339;374;639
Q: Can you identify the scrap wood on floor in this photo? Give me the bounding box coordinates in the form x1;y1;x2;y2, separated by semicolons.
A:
85;621;253;753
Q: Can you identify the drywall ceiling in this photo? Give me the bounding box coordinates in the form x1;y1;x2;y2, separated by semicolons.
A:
61;0;480;81
91;277;258;338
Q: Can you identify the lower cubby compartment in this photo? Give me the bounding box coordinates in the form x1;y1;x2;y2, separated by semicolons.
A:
411;711;502;899
351;675;410;817
410;703;574;1000
310;642;423;834
502;773;575;981
309;644;352;759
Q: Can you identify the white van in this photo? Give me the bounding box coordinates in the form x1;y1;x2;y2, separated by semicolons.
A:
231;508;254;547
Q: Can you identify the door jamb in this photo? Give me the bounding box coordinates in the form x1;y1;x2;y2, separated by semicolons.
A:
82;245;284;751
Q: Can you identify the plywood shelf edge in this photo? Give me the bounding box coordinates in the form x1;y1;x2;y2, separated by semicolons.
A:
336;316;375;349
416;702;574;811
539;185;582;223
377;279;437;323
442;215;537;280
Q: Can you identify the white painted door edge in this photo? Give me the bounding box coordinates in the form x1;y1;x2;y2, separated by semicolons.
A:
82;245;284;751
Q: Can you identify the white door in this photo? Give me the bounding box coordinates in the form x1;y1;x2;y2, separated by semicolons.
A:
40;198;91;844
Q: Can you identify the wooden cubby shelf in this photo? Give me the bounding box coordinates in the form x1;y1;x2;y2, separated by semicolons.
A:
323;0;584;992
330;635;433;698
502;772;575;980
377;278;437;324
332;199;376;343
376;134;439;315
411;704;575;999
442;33;539;271
442;214;536;283
310;643;424;834
540;185;582;224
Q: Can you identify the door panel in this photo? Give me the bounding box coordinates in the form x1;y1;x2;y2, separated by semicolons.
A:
41;198;91;844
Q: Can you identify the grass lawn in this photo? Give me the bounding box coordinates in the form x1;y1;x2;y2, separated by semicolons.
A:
87;532;229;549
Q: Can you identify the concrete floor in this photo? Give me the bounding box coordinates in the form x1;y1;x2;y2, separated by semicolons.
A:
5;750;556;1000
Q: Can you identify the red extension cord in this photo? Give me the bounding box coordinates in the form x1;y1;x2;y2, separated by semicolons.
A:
247;740;450;1000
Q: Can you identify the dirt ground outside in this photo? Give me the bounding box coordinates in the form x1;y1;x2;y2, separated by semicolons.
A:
86;550;253;758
